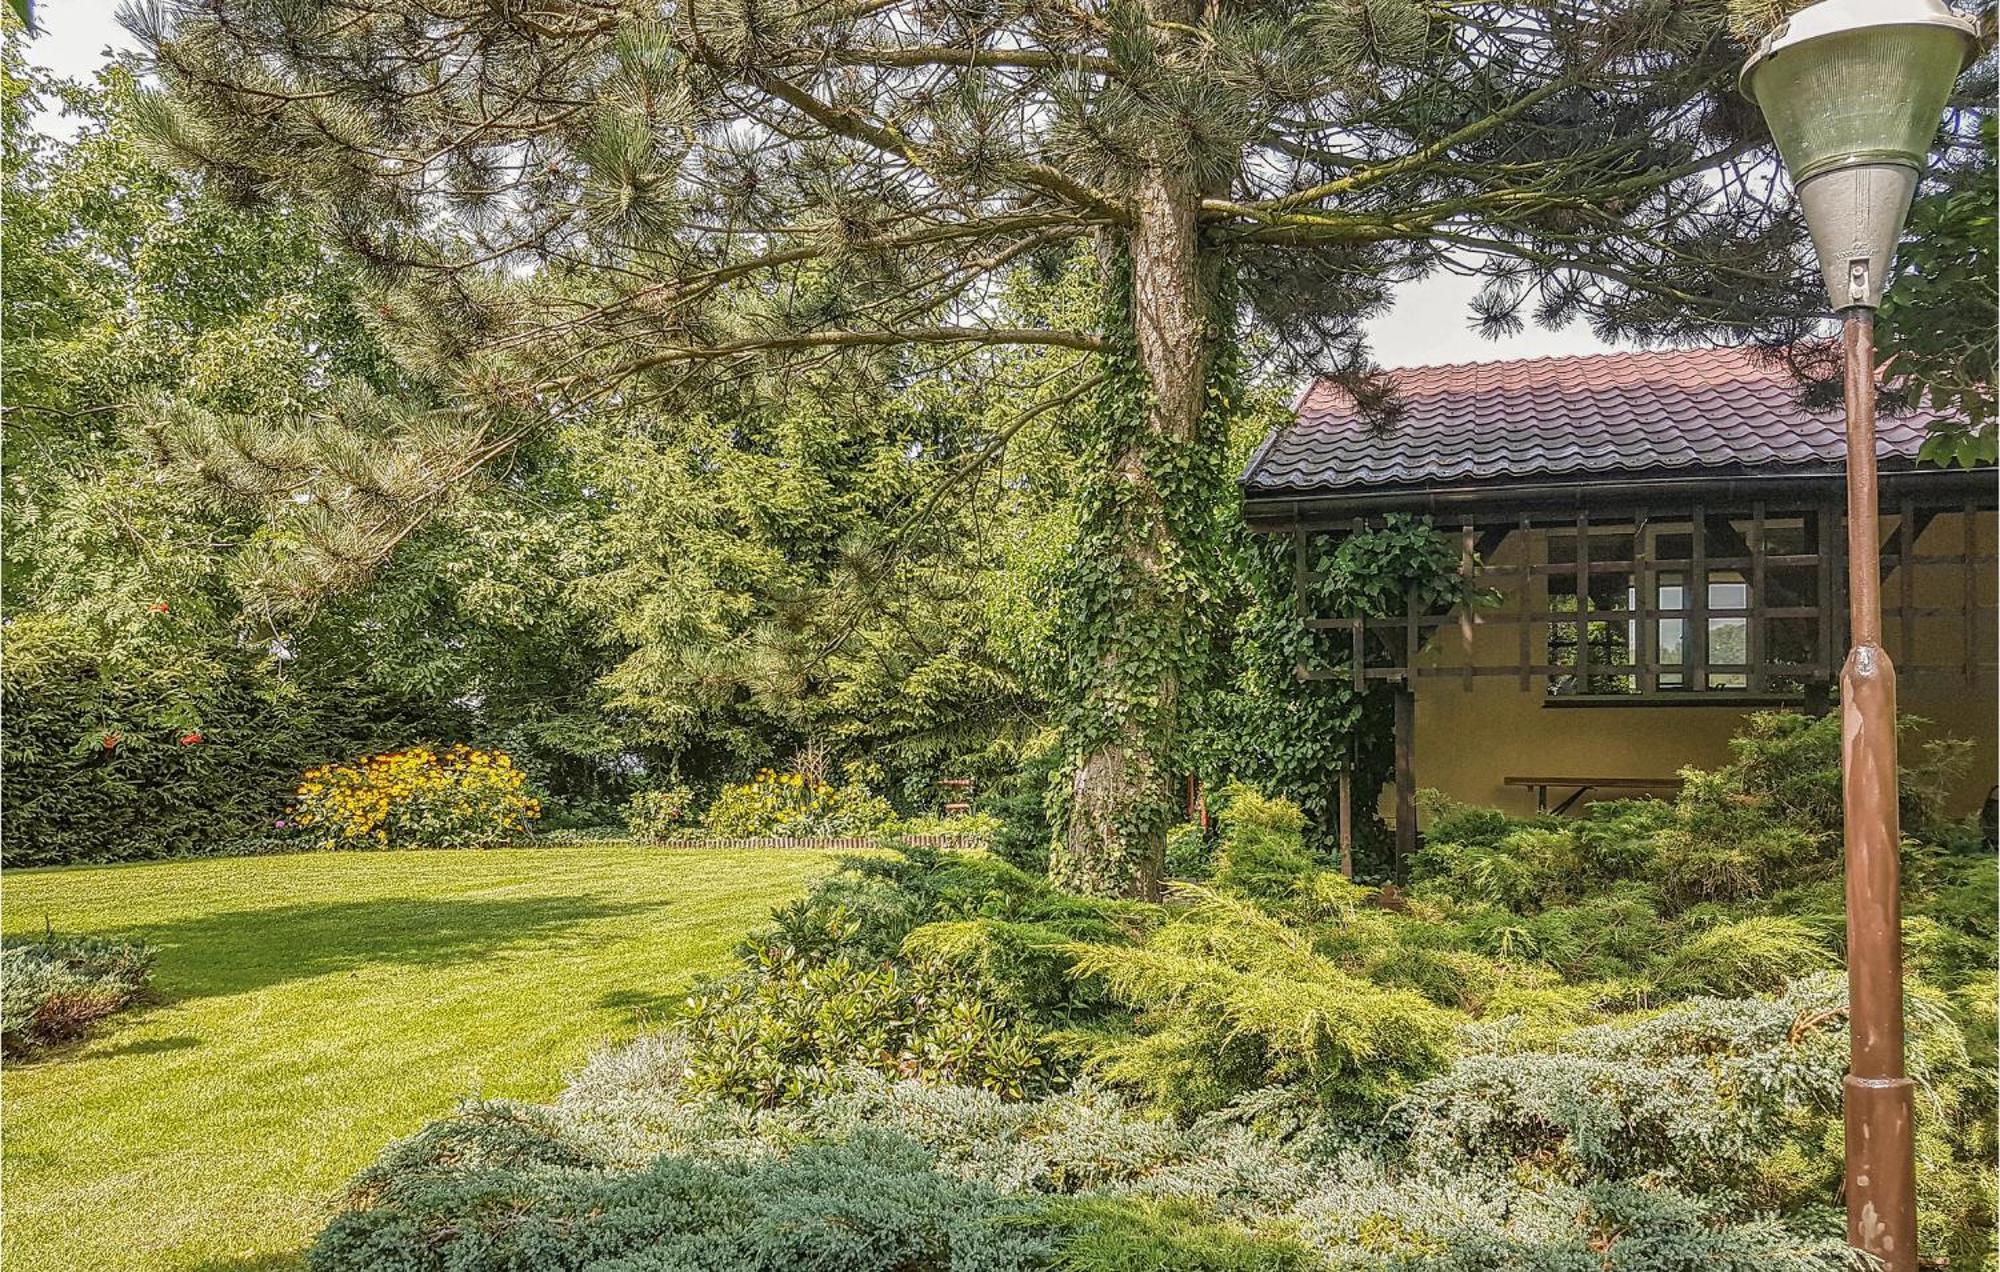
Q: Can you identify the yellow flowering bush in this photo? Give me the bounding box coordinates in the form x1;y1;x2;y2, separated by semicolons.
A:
702;770;895;838
293;745;541;849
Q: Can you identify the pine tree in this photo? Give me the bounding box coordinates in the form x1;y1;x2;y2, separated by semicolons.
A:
134;0;1831;897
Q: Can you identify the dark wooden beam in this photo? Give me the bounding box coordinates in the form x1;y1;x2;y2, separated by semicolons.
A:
1393;684;1416;881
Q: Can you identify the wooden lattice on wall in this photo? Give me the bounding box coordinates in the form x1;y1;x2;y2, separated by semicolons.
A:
1290;497;1997;698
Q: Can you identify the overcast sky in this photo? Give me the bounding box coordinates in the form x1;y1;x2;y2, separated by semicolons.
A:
18;3;1629;370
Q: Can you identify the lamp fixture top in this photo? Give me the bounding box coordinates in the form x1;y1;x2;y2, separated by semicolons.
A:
1740;0;1980;104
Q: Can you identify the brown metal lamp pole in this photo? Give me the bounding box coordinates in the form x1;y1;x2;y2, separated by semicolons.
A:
1739;4;1980;1268
1836;301;1917;1269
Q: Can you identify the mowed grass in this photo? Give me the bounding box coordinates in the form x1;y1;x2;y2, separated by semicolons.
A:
0;844;838;1272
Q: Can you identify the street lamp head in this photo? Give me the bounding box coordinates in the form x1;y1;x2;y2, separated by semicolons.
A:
1740;0;1980;309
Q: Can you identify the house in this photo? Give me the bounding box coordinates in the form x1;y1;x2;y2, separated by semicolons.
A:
1239;347;1996;856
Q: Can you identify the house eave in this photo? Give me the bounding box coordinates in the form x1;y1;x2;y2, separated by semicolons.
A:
1240;462;1996;531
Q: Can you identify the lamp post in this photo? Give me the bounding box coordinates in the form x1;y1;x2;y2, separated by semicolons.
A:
1740;4;1979;1269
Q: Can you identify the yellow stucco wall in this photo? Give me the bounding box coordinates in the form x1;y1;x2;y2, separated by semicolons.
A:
1379;511;1997;823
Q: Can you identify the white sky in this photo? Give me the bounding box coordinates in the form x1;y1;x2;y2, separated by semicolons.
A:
18;2;1627;370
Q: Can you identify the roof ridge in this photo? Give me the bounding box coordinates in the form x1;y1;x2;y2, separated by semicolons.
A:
1324;343;1757;383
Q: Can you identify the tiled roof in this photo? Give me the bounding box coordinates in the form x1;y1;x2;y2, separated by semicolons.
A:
1242;347;1962;498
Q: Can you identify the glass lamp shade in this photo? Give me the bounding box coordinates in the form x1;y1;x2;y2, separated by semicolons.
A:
1741;0;1978;184
1741;0;1979;308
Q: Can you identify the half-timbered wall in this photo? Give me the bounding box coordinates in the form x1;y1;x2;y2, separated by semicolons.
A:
1283;500;1996;818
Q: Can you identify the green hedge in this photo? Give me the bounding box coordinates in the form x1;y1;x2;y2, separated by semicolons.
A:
1;616;441;866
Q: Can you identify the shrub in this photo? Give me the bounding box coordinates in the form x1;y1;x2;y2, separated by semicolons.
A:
1209;784;1321;905
1402;977;1854;1194
761;845;1141;967
292;745;540;849
1;933;156;1056
1656;916;1835;998
1164;822;1211;879
338;1042;1861;1272
624;785;696;840
703;770;896;837
0;615;448;865
309;1105;1053;1272
1072;891;1455;1119
983;738;1064;875
680;945;1056;1106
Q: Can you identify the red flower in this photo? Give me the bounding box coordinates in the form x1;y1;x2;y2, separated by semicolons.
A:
179;731;203;746
102;732;122;751
150;602;170;614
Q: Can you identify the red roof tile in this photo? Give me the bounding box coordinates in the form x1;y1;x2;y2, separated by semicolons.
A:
1243;346;1963;497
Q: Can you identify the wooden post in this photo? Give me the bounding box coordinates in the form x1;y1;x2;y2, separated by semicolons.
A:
1393;684;1416;880
1337;765;1354;879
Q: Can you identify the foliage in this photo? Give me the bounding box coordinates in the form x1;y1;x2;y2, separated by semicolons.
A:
1199;515;1479;872
0;613;444;865
1163;823;1211;880
624;785;697;841
1043;262;1238;898
702;769;897;838
0;931;155;1056
760;845;1143;971
292;745;540;850
310;1108;1052;1272
984;737;1066;875
307;705;1997;1269
134;0;1861;893
1072;890;1454;1120
680;945;1055;1107
671;845;1143;1110
1883;114;1998;466
1656;916;1835;997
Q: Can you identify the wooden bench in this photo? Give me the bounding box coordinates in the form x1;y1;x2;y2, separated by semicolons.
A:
1504;775;1683;815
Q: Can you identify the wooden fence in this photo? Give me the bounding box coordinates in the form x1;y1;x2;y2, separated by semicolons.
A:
643;833;991;852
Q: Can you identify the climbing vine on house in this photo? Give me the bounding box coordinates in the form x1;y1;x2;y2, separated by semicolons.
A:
1193;513;1483;874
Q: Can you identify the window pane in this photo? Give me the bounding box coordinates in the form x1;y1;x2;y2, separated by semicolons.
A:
1707;616;1748;665
1657;571;1685;612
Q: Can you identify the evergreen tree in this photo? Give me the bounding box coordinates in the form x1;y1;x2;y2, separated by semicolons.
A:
134;0;1843;896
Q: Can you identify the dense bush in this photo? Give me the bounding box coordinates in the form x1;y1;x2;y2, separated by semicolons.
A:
292;745;540;849
310;1105;1052;1272
681;945;1054;1105
324;1043;1861;1272
703;770;896;837
672;845;1142;1107
623;785;696;840
1164;822;1211;878
0;615;446;864
1;932;155;1056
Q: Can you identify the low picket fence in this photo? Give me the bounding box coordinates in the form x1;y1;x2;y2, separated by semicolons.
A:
644;833;990;852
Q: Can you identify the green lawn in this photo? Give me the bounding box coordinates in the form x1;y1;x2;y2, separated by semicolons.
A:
0;845;837;1272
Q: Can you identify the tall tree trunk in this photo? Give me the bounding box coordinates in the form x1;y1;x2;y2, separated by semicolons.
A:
1052;157;1215;901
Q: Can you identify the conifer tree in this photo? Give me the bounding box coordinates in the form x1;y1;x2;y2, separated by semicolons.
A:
134;0;1829;897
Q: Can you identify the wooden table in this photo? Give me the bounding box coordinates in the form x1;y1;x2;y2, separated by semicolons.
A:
1504;775;1683;815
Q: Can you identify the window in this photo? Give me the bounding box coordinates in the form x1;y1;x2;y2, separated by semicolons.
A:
1546;510;1825;699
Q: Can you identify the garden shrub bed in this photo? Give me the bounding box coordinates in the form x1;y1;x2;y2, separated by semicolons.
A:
308;712;1998;1271
1;932;156;1057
